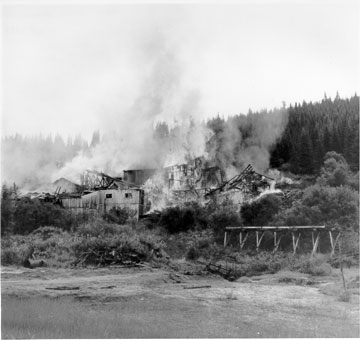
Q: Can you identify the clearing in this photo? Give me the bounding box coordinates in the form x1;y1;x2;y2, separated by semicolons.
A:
1;264;359;338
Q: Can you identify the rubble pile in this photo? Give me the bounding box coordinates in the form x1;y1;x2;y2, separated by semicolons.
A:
72;246;146;267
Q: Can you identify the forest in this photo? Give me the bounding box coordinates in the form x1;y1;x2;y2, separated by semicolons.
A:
1;94;358;242
2;94;358;191
1;93;359;310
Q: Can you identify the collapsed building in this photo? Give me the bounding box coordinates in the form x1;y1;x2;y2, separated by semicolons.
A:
140;159;274;212
27;160;275;220
205;164;275;208
60;170;145;219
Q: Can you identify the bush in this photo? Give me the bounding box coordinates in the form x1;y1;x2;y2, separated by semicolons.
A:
103;207;131;225
72;223;164;266
241;194;282;226
3;196;87;235
296;256;332;276
186;246;200;261
77;218;123;237
208;207;241;242
159;206;196;233
1;236;34;266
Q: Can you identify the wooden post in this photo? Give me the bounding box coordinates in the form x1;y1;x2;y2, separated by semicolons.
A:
224;231;227;247
292;232;301;254
256;231;265;253
239;232;248;250
329;230;341;258
273;231;282;253
274;231;277;248
311;232;320;257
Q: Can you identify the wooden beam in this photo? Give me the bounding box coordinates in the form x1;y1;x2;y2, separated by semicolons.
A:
273;231;282;253
256;231;265;252
292;232;301;254
225;226;325;231
224;231;228;247
329;231;341;258
239;231;249;250
311;232;320;257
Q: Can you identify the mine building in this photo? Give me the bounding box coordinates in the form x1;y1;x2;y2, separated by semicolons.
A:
123;169;158;186
164;157;224;190
60;170;145;219
56;162;274;219
61;188;145;219
205;164;274;209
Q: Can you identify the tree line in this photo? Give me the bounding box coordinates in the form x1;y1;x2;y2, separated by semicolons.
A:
270;93;359;173
2;93;358;190
153;93;359;175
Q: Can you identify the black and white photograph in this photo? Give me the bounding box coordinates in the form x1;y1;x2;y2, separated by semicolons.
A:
1;0;359;338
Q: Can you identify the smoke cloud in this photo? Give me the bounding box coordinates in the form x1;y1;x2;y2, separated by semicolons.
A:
207;109;288;178
2;31;288;191
53;33;212;183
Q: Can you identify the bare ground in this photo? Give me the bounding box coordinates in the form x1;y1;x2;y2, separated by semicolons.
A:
1;264;359;338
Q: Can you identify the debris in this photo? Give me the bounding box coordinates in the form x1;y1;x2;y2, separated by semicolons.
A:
183;285;211;289
168;272;187;283
100;286;116;289
206;262;234;279
72;247;144;267
46;286;80;290
205;164;273;199
30;259;46;268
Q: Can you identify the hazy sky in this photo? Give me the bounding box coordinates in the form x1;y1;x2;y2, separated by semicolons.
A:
2;0;359;140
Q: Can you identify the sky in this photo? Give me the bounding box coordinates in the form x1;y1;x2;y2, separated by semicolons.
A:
1;0;359;141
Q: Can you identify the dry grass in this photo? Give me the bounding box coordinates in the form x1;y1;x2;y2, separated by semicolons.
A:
2;292;358;339
2;296;113;339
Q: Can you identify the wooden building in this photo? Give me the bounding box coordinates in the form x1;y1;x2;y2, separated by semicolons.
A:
61;188;145;220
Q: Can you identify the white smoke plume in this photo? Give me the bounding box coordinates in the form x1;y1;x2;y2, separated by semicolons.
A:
53;34;212;183
208;108;288;179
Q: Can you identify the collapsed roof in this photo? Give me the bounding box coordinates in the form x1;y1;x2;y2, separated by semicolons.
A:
205;164;274;198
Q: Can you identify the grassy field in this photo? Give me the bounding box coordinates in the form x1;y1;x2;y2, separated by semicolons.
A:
2;290;359;339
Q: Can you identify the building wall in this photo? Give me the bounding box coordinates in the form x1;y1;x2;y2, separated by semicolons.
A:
123;169;157;186
61;189;144;220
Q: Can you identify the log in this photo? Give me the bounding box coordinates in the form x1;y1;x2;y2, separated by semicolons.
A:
183;285;211;290
23;259;46;269
46;286;80;290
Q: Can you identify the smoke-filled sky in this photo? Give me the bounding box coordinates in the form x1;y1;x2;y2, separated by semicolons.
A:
2;0;359;141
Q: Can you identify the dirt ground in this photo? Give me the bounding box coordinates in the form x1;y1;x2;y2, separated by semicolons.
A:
1;263;359;338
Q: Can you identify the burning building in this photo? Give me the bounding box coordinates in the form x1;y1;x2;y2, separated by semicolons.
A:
61;189;144;219
165;157;224;190
53;161;274;219
123;169;158;186
60;170;145;219
205;164;274;209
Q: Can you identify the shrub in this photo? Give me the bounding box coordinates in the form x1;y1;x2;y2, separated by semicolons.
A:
1;236;34;266
77;218;122;237
159;206;196;233
186;246;200;261
103;207;131;225
296;256;332;276
30;226;65;240
317;152;354;188
72;220;165;266
208;207;241;242
241;194;282;226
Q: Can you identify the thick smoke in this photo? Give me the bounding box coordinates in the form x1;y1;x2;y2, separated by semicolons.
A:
3;33;288;191
53;34;211;183
208;109;288;179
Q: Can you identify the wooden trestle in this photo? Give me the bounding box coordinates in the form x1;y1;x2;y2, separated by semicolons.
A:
223;226;341;256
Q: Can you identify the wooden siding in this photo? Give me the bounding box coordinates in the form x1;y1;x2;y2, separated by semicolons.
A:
61;189;144;219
